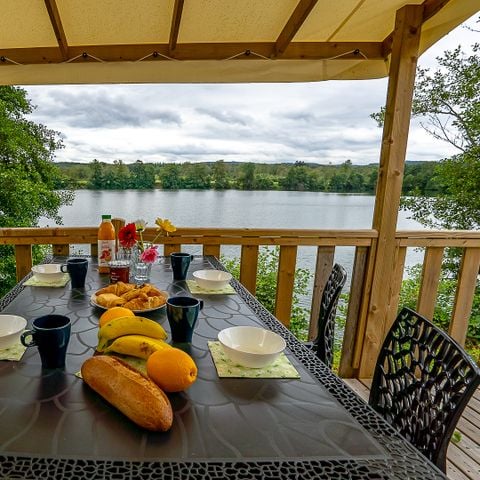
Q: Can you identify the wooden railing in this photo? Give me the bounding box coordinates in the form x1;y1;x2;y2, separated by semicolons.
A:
1;224;479;377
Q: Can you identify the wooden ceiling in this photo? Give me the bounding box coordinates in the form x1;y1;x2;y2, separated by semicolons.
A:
0;0;478;84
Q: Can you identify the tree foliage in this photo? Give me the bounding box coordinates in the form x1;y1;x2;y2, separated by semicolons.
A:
0;86;73;296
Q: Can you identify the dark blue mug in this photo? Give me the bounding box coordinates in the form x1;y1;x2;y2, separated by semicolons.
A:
170;252;194;281
61;257;88;288
21;315;71;369
166;296;203;343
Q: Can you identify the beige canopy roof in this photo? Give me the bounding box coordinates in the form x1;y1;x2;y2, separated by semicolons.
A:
0;0;478;85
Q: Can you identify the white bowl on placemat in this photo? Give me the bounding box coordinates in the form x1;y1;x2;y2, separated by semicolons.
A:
218;326;286;368
31;264;64;282
193;269;232;290
0;315;27;349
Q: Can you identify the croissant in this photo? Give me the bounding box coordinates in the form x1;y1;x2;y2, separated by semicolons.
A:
147;296;166;309
96;293;127;308
95;284;118;296
123;297;148;310
116;281;135;296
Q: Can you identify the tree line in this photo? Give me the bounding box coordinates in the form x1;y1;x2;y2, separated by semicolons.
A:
55;158;441;196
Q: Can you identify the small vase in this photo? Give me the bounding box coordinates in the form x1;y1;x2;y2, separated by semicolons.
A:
131;244;153;283
133;261;152;283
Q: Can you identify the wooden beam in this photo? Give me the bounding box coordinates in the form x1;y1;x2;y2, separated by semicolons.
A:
423;0;453;23
169;0;185;54
382;1;453;57
44;0;69;60
275;0;318;56
359;5;423;378
0;41;384;65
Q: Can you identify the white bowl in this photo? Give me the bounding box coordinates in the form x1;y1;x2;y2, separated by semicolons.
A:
218;326;286;368
0;315;27;350
193;269;232;290
31;264;64;282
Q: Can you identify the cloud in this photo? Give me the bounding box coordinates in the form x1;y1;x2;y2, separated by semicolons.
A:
23;17;477;166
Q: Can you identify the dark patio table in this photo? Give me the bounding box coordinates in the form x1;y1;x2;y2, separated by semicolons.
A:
0;256;445;480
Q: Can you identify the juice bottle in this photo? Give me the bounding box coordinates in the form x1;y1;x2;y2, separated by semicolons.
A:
98;214;116;274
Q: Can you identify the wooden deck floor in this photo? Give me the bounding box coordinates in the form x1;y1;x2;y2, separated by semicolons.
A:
344;379;480;480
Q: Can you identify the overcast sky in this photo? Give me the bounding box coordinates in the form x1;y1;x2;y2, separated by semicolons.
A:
24;15;478;166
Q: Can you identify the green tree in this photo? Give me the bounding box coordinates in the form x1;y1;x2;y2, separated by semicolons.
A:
238;162;256;190
130;160;155;189
159;163;182;189
88;159;105;189
0;86;73;295
212;160;229;189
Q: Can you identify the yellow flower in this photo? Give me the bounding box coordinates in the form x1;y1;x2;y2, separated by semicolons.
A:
155;217;176;235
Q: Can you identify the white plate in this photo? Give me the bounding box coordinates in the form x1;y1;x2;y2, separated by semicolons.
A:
90;293;167;314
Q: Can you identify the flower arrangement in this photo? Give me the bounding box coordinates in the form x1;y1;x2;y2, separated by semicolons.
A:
118;217;176;264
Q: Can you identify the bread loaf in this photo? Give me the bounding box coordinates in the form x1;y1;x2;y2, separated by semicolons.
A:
81;355;173;431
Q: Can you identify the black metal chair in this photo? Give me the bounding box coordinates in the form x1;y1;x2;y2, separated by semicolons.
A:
369;307;480;473
306;263;347;368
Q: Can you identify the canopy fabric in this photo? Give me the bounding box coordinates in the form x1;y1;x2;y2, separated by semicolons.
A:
0;0;478;85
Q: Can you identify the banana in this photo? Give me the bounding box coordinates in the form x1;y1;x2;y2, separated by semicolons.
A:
97;316;167;352
104;335;171;360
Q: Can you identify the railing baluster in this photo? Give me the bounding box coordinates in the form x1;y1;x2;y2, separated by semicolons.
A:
339;246;369;377
385;243;407;332
417;246;444;319
240;245;259;295
308;246;335;340
52;244;69;256
14;245;32;281
274;246;298;327
203;245;221;258
449;247;480;345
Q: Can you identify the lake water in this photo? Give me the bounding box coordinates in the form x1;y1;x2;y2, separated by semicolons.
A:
41;189;426;294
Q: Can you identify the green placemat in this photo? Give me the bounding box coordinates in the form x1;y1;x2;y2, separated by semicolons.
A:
186;280;236;295
0;340;27;361
208;341;300;378
24;274;70;287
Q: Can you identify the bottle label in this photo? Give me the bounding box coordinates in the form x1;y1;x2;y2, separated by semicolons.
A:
98;240;115;269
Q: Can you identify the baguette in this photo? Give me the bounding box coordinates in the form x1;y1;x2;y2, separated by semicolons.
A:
81;355;173;432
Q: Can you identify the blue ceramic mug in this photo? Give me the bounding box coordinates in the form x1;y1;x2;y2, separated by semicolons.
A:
61;257;88;288
170;253;194;281
166;296;203;343
21;315;71;369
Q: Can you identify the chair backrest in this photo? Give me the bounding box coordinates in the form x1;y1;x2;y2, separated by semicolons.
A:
369;307;480;472
314;263;347;368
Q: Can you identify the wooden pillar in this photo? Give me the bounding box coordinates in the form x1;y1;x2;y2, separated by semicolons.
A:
358;5;423;378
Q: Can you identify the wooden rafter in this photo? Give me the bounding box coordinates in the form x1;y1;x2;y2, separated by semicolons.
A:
275;0;318;56
44;0;68;61
169;0;185;54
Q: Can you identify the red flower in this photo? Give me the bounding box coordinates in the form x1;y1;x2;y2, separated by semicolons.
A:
140;245;159;264
118;223;137;248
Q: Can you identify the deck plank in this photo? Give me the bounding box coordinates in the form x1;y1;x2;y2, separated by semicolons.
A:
342;379;480;480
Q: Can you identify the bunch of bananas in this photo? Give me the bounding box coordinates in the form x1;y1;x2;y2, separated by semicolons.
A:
97;316;170;360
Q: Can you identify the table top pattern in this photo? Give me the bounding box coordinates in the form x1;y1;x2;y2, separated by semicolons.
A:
0;256;445;479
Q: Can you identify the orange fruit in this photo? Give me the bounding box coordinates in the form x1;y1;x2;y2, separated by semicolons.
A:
146;348;198;392
99;306;135;327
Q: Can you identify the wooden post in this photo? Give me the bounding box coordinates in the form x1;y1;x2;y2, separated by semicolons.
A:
417;247;444;319
358;5;423;378
240;245;259;295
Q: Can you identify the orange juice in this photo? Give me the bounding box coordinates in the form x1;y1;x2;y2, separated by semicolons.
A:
98;214;116;273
